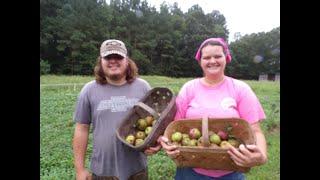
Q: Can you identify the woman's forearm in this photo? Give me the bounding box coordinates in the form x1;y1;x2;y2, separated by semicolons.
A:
251;122;268;164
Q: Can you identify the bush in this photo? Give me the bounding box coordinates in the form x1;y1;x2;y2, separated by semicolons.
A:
40;59;51;75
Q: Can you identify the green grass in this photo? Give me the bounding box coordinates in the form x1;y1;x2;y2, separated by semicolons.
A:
40;75;280;179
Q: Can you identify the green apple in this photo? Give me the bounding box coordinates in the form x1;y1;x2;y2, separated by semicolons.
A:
135;138;144;146
209;134;221;145
189;139;197;146
125;134;135;145
182;133;190;139
137;119;148;130
145;126;153;135
135;131;146;139
181;137;190;146
171;132;182;142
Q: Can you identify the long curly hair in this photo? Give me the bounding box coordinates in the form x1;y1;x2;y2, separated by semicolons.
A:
94;56;138;84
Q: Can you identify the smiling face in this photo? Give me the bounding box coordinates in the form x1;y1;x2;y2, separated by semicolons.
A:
101;54;128;82
200;45;226;79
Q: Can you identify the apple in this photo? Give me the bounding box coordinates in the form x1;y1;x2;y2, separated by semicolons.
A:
197;136;204;147
145;126;153;135
182;133;190;139
228;138;240;148
189;139;197;146
189;128;201;139
209;134;221;145
137;118;148;130
125;134;135;145
135;131;146;139
181;138;190;146
145;116;154;126
220;141;233;149
135;139;144;146
217;130;228;140
171;132;182;142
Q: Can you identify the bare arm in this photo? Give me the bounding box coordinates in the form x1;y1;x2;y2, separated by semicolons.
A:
73;123;92;179
251;122;268;163
228;121;267;167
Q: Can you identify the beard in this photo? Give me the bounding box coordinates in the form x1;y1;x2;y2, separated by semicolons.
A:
107;73;125;81
105;66;128;81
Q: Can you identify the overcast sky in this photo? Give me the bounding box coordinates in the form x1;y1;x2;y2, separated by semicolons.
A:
147;0;280;42
106;0;280;42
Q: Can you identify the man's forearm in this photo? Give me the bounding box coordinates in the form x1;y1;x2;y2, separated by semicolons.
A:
73;123;90;172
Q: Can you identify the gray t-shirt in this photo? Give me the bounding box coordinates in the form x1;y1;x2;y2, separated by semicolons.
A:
73;78;151;180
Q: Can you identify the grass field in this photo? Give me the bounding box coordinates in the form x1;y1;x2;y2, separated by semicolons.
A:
40;75;280;180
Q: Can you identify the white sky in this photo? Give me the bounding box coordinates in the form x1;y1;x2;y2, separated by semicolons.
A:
147;0;280;42
106;0;280;42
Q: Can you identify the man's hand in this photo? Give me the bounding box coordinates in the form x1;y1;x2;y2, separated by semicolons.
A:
76;168;92;180
144;141;162;156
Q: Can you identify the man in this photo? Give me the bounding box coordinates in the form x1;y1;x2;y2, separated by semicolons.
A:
73;39;161;180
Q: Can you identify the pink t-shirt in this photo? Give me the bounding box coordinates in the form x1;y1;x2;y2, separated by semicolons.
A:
174;76;266;177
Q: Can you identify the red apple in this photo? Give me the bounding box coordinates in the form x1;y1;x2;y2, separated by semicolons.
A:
217;130;228;140
189;128;201;139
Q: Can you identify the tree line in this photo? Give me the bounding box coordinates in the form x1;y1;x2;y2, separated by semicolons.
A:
40;0;279;79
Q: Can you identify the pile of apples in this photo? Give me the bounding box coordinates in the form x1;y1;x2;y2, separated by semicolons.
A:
125;115;156;146
170;127;240;149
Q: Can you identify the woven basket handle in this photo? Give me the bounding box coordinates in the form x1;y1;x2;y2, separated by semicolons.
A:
202;116;210;147
134;102;160;120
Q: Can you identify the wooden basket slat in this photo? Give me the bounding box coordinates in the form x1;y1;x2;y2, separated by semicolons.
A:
163;118;256;172
116;87;176;151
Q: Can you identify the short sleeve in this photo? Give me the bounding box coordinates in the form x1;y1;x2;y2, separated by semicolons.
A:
73;85;91;124
144;80;152;91
236;83;266;124
174;80;194;120
138;78;152;92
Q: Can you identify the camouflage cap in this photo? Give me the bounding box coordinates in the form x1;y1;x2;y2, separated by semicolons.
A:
100;39;127;58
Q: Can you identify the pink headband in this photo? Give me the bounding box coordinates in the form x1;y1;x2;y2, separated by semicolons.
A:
195;38;232;63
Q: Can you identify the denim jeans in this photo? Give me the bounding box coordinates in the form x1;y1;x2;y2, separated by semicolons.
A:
175;167;245;180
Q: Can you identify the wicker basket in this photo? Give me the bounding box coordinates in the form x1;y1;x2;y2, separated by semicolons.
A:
116;87;177;151
163;116;256;172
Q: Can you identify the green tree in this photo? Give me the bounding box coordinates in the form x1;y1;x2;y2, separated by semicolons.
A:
40;59;51;75
40;0;279;79
228;27;280;79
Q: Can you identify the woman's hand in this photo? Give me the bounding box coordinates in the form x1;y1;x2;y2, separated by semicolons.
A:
159;136;180;159
228;144;267;167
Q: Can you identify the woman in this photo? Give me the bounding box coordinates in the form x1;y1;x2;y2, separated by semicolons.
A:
159;38;267;179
